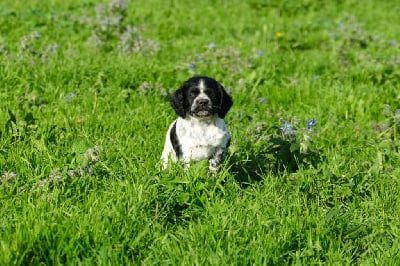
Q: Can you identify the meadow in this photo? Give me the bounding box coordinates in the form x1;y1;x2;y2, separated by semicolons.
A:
1;0;400;264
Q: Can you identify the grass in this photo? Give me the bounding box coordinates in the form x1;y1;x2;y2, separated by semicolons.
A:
1;0;400;264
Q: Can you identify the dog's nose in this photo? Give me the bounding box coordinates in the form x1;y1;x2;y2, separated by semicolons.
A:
197;99;209;107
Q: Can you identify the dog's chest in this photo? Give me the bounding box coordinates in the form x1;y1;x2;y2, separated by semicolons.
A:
178;119;228;160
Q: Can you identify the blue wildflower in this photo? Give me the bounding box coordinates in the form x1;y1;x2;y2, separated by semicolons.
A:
280;122;293;132
306;119;317;130
312;75;319;81
64;92;77;102
388;40;398;47
49;44;59;51
188;62;196;70
257;49;264;56
259;97;267;103
208;42;216;49
1;171;16;182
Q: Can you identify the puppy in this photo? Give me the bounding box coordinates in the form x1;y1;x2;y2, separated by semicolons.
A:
161;76;233;174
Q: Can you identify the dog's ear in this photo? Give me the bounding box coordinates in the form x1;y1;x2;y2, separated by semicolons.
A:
218;85;233;118
170;87;186;118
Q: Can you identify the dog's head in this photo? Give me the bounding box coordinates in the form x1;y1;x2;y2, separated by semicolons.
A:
170;76;232;119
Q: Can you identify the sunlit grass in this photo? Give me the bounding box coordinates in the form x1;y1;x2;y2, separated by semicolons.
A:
1;0;400;264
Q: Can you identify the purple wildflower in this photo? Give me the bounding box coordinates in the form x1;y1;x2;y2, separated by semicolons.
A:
188;62;196;70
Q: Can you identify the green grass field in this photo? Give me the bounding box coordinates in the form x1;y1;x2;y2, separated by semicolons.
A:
1;0;400;264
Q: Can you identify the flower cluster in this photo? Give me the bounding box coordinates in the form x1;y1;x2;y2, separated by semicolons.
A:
372;105;400;172
18;31;59;60
180;43;256;74
253;118;321;172
30;146;103;189
69;145;102;178
331;16;399;82
118;26;160;55
1;171;17;187
85;0;159;55
378;104;400;131
37;168;64;187
64;92;77;102
137;81;174;97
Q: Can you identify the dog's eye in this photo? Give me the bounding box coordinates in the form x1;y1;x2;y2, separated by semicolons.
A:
189;91;197;97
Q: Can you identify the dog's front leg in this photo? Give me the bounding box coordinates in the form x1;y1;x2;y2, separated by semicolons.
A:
208;148;227;175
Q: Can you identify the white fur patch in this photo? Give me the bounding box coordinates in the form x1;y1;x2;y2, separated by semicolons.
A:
161;116;230;168
195;79;210;102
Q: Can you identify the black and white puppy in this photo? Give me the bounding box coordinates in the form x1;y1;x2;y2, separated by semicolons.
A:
161;76;233;174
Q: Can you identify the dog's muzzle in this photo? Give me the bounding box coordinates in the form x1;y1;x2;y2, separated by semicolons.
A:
191;99;213;117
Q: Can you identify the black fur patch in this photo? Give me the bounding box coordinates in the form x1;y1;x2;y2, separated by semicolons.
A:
170;88;186;118
217;84;233;118
170;121;182;158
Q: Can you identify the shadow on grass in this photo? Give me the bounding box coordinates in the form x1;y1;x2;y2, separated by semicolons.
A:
227;152;270;185
227;137;323;187
150;133;324;224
